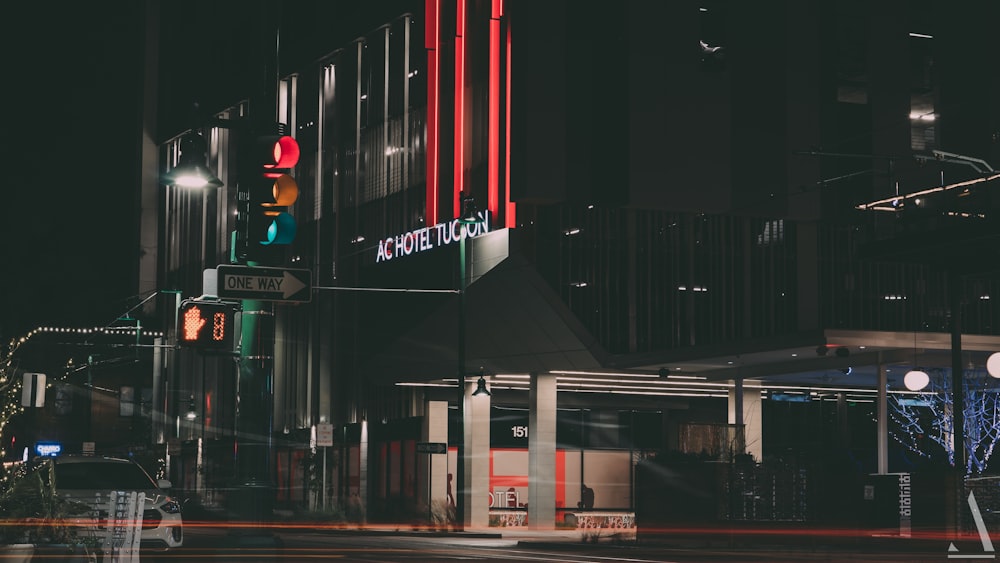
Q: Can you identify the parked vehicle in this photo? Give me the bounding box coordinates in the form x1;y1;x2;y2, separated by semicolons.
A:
43;455;183;551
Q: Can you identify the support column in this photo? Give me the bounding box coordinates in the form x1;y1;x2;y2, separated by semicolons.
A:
465;382;491;528
877;362;888;474
423;400;449;523
529;373;557;530
359;419;369;523
837;393;850;449
728;381;763;461
949;271;966;539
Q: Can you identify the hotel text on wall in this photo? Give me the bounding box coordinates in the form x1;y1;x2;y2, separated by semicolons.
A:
375;212;491;263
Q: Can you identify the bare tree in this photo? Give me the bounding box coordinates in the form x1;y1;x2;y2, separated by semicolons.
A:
890;369;1000;475
0;336;30;491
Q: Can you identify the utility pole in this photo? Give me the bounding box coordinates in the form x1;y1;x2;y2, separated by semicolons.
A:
455;195;482;529
230;0;284;546
455;228;469;529
949;270;966;539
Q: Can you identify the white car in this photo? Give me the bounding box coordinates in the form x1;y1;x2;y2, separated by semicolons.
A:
47;455;183;551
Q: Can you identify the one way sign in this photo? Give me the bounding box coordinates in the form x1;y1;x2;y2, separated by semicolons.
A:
214;265;312;302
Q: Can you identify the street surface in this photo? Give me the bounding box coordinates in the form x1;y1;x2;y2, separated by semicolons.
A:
132;524;970;562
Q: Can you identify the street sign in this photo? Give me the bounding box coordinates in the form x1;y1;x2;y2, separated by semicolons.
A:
316;423;334;447
416;442;448;454
216;265;312;302
21;372;45;407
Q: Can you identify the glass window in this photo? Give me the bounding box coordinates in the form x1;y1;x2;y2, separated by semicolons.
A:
55;461;158;491
119;386;134;417
909;33;935;151
582;451;632;509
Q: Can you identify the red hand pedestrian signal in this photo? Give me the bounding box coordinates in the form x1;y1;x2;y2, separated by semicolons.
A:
177;300;234;350
182;306;207;340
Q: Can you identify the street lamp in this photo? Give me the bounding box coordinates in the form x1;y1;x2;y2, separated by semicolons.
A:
185;395;198;421
472;370;491;397
455;193;483;529
162;132;223;189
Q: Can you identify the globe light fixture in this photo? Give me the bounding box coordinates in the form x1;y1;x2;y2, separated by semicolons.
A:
903;330;929;391
987;352;1000;378
904;369;930;391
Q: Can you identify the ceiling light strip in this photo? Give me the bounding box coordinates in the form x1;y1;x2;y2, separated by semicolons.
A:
549;370;665;379
555;376;730;388
557;382;728;394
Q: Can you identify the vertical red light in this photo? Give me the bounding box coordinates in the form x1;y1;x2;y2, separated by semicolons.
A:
454;0;466;218
205;391;212;428
488;0;501;219
425;0;440;226
504;16;516;227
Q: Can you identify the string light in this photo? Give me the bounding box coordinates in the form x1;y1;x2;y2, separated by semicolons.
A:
890;369;1000;475
0;323;165;492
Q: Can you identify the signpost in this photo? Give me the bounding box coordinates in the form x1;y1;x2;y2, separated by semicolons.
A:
416;442;448;524
21;372;45;407
214;265;312;302
317;423;334;510
416;442;448;454
316;423;334;447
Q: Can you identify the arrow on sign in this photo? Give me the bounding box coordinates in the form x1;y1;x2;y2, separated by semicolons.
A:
416;442;448;454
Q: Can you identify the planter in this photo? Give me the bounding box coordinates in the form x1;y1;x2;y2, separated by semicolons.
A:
0;544;34;563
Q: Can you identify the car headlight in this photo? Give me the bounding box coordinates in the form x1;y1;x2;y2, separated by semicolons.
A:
161;499;181;514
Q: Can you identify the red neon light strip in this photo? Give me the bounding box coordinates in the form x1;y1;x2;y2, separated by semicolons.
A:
556;450;566;508
453;0;465;218
425;0;440;226
488;13;500;218
504;20;516;228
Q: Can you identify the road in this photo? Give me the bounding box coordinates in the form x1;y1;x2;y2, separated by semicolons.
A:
133;525;965;562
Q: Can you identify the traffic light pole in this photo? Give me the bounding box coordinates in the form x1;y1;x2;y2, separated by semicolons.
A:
226;2;287;545
233;295;279;540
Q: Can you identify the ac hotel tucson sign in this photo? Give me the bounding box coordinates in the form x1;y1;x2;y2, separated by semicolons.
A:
375;212;490;263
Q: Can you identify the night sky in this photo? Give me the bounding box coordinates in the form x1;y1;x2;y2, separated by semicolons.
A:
1;3;145;341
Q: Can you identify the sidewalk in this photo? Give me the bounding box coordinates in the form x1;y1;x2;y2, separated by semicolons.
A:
194;517;968;561
198;507;963;558
259;521;596;545
374;525;958;559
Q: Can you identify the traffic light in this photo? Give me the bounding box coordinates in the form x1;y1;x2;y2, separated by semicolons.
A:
177;300;235;350
239;132;300;264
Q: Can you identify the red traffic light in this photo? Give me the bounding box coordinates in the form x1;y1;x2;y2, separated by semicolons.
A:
264;136;300;169
236;131;301;264
249;135;299;247
177;300;234;350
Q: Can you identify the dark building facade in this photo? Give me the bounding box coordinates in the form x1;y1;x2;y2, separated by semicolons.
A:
142;0;1000;528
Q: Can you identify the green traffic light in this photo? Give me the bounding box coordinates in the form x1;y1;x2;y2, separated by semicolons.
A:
262;212;297;245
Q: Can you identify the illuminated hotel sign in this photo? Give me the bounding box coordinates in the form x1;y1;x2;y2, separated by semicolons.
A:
375;212;490;263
